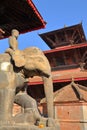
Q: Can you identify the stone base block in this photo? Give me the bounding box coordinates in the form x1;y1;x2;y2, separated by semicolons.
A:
0;124;60;130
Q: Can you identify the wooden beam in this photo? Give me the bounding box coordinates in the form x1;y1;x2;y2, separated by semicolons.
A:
45;36;56;47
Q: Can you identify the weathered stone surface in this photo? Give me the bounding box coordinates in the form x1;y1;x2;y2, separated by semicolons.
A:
0;124;60;130
12;50;25;67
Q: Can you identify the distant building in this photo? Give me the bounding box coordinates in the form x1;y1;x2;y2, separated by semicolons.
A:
28;23;87;130
28;23;87;101
40;81;87;130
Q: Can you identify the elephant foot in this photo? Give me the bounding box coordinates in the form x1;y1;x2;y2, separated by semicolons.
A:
14;107;59;128
47;118;59;127
14;112;35;125
35;117;59;128
14;113;60;129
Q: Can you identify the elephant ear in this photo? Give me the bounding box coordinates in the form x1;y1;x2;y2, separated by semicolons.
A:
12;50;26;67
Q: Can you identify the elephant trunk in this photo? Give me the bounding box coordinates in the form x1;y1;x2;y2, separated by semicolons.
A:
42;75;54;118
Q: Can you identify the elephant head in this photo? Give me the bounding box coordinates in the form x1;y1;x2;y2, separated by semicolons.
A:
20;47;54;118
14;47;54;118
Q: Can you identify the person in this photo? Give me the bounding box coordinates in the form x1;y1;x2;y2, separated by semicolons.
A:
5;29;25;67
5;29;19;55
8;29;19;50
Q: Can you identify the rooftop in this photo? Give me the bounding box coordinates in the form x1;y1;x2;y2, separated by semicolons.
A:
0;0;46;39
44;42;87;54
39;23;86;49
41;81;87;103
29;68;87;85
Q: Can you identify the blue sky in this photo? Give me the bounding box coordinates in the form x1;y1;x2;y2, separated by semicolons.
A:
0;0;87;53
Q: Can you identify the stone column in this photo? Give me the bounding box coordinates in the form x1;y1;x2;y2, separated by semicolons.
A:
0;62;16;124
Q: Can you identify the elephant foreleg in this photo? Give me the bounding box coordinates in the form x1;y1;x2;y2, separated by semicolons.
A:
42;75;54;118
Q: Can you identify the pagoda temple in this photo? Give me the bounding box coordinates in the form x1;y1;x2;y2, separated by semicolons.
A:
28;23;87;101
27;23;87;130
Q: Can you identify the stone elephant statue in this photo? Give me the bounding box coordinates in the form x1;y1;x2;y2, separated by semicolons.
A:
0;47;53;124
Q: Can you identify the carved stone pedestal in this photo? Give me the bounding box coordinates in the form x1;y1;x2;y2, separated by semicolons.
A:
0;124;60;130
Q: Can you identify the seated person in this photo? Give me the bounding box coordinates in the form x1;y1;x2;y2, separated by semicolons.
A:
5;29;25;67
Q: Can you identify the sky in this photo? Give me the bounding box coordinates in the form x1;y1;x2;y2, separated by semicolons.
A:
0;0;87;53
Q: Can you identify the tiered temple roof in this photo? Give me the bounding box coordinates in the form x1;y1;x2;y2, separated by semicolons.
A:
39;23;86;49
